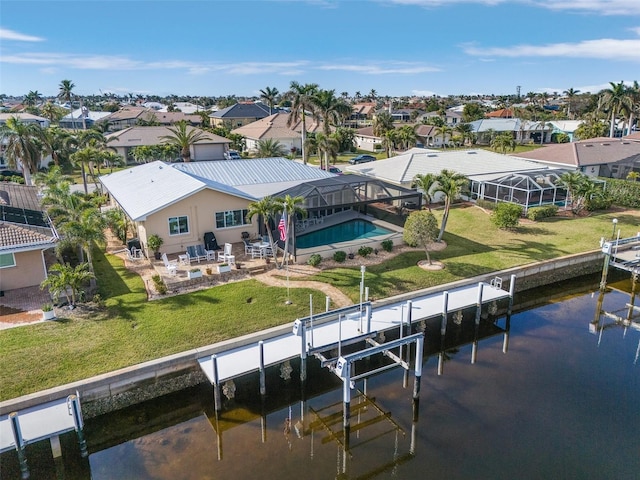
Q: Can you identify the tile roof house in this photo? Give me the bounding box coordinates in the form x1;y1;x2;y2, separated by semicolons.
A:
99;159;335;258
0;183;57;292
97;106;202;132
512;137;640;179
105;126;231;163
231;113;323;154
209;102;271;129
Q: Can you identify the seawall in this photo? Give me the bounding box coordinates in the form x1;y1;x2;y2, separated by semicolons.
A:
0;250;605;418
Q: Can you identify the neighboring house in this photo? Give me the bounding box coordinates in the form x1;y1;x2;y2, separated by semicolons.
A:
105;126;230;163
345;147;571;213
0;113;52;170
59;108;112;130
468;118;552;145
96;107;202;132
353;126;382;152
345;103;376;128
547;120;584;142
414;124;452;148
231;113;323;154
417;109;461;127
512;137;640;179
99;159;336;257
0;183;57;292
486;108;513;118
209;102;271;129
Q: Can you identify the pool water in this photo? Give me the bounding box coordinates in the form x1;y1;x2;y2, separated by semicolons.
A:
296;219;393;249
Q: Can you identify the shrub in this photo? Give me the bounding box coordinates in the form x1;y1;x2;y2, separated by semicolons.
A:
42;303;53;312
151;274;167;295
527;205;558;221
476;199;497;211
381;239;393;252
307;254;322;267
585;192;613;211
333;251;347;263
358;246;373;257
601;177;640;208
491;203;523;229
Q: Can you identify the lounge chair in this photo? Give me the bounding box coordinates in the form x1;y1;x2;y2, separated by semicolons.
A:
196;244;216;261
161;253;177;276
186;245;207;263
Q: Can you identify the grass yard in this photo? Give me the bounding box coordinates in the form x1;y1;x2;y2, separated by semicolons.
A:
1;205;639;401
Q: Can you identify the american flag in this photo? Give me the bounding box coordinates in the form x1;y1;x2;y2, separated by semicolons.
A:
278;207;288;242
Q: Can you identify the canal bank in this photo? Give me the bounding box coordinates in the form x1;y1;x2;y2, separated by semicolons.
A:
0;250;605;418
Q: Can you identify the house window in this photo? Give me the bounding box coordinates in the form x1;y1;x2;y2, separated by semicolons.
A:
0;253;16;268
168;216;189;235
215;209;249;229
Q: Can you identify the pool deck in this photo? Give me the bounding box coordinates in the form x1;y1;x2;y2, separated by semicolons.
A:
294;211;403;263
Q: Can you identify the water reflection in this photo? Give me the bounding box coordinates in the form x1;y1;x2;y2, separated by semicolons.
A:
2;276;639;479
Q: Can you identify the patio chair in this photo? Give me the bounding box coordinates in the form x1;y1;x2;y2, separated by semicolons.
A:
217;243;235;264
161;253;177;276
243;238;253;255
196;244;216;261
126;247;143;261
186;245;207;263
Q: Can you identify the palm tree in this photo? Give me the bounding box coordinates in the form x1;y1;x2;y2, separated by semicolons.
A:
255;138;286;157
412;173;438;211
259;86;279;114
247;196;279;263
563;87;580;119
0;116;45;186
434;125;453;148
315;132;339;167
58;79;77;128
372;111;395;157
41;126;72;167
434;169;468;242
41;262;95;306
454;123;475;146
273;194;307;268
600;81;632;138
558;171;594;214
160;121;211;162
621;80;639;136
490;132;516;153
286;81;318;165
62;208;106;271
311;89;352;170
396;124;418;151
70;146;101;194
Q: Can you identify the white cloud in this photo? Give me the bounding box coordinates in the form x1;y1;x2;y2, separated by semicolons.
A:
411;89;439;96
317;62;440;75
0;28;44;42
387;0;640;15
463;38;640;62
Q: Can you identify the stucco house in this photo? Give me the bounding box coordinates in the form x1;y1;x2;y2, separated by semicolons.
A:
97;107;202;132
468;118;552;145
231;113;323;155
512;137;640;179
99;159;335;258
105;126;231;163
0;183;57;292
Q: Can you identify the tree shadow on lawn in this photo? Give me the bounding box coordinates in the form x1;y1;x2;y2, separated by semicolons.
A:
497;238;567;261
95;250;147;298
437;233;496;259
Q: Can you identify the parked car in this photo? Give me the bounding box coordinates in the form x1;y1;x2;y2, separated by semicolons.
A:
0;169;23;178
348;154;376;165
328;166;343;175
224;150;241;160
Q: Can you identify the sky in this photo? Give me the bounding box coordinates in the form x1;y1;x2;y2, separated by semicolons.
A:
1;0;639;99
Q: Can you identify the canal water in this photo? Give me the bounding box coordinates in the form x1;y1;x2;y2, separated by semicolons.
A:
2;274;639;479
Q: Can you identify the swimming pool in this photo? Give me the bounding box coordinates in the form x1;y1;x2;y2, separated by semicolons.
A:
296;219;394;249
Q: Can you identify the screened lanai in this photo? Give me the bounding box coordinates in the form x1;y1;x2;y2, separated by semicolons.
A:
274;174;422;227
470;169;573;213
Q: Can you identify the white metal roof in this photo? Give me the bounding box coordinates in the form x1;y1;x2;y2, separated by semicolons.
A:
345;149;553;185
100;159;335;220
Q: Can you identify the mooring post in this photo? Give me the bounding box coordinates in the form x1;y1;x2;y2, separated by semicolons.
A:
338;314;343;358
9;412;29;479
342;362;351;431
507;274;517;316
68;393;87;458
413;336;424;400
300;320;307;382
438;336;445;376
475;282;484;325
365;302;372;334
309;294;314;347
212;354;221;412
326;295;330;312
259;340;266;396
471;323;479;364
441;291;449;336
503;314;511;353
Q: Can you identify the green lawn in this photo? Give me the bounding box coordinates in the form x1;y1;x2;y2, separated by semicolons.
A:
1;205;638;401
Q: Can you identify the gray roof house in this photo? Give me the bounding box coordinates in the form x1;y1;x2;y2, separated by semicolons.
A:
512;137;640;179
209;103;271;129
468;118;552;145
